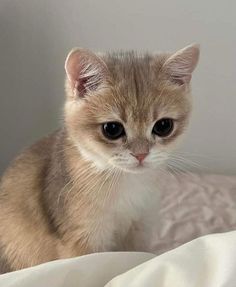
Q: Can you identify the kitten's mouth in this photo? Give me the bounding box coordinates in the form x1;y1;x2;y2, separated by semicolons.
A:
135;162;145;169
133;163;149;171
113;162;149;174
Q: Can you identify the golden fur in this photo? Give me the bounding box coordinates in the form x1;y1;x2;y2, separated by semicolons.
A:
0;44;199;273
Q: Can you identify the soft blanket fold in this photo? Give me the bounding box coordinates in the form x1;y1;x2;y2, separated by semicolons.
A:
1;231;236;287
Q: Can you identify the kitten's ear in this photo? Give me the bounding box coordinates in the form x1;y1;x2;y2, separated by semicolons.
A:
65;48;108;98
163;44;200;85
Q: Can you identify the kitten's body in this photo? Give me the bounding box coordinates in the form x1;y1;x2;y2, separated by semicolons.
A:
0;129;157;272
0;46;199;273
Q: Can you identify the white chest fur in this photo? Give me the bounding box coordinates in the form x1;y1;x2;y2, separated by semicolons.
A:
88;170;160;251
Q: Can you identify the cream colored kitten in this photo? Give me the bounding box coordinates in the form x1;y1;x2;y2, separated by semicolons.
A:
0;44;199;273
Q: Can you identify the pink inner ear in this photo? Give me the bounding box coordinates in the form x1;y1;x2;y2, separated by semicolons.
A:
75;74;101;97
172;74;192;85
65;49;106;98
163;44;200;86
74;78;86;97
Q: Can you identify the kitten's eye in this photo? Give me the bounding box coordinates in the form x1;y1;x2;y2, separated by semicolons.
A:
102;122;125;140
152;118;174;137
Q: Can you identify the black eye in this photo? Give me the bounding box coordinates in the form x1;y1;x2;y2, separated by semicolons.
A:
102;122;125;140
152;118;174;137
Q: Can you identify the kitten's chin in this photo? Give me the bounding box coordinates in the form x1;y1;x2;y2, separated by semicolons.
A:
111;163;156;174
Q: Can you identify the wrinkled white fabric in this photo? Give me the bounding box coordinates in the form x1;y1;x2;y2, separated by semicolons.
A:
1;232;236;286
0;252;154;287
106;231;236;287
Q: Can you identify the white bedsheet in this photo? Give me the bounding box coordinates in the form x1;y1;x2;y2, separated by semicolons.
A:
1;231;236;287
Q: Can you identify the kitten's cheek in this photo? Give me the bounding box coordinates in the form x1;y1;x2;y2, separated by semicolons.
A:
75;136;110;167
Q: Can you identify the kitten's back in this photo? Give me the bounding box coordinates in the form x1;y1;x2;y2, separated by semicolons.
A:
0;131;60;272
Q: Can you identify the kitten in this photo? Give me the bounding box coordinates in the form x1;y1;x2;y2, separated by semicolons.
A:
0;44;199;273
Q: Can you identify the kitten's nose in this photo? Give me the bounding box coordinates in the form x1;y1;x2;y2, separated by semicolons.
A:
131;153;148;163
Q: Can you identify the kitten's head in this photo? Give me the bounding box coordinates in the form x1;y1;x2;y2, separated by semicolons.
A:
64;44;199;173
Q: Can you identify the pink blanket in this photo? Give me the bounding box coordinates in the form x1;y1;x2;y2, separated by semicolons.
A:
153;173;236;254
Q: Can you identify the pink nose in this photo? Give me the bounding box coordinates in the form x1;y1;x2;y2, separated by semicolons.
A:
131;153;148;163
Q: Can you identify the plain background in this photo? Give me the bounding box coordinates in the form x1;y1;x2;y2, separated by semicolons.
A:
0;0;236;176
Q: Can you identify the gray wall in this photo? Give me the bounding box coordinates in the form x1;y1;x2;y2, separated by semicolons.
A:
0;0;236;175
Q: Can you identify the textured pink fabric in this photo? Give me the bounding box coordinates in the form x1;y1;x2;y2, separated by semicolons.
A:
152;173;236;254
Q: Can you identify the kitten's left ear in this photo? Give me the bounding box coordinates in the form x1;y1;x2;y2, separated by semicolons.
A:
163;44;200;85
65;48;108;98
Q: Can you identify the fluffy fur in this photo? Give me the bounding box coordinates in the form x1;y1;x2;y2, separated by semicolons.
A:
0;44;199;273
